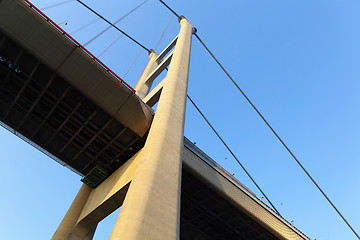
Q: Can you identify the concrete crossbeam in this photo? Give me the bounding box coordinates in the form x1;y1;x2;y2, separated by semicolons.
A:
143;51;173;85
70;151;142;239
143;77;165;107
156;35;178;62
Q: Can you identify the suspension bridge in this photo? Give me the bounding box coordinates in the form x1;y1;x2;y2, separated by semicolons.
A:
0;0;359;239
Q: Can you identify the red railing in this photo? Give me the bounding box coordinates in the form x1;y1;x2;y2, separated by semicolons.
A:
22;0;136;93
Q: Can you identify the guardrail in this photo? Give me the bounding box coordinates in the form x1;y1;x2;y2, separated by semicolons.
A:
22;0;136;93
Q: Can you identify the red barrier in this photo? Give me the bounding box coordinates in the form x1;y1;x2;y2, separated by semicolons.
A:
22;0;136;93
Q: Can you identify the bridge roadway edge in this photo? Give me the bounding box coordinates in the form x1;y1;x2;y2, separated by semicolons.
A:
54;139;309;239
0;0;153;138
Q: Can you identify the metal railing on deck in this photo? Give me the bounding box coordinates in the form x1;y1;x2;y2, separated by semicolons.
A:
22;0;136;93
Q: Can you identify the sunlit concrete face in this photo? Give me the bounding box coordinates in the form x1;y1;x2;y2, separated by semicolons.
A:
50;139;309;240
108;17;195;240
134;50;159;99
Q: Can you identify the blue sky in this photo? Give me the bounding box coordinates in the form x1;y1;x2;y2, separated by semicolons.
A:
1;0;360;239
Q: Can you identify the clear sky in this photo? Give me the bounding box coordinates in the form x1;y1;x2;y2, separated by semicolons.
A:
1;0;360;239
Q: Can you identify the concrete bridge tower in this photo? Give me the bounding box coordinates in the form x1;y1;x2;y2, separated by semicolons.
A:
52;16;195;240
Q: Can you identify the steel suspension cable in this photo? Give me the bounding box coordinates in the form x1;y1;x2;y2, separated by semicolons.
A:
75;0;150;53
98;34;124;58
158;1;360;238
123;14;173;80
83;0;149;47
71;18;100;35
40;0;74;11
187;95;280;215
159;0;181;20
155;15;174;51
194;33;360;240
123;49;143;79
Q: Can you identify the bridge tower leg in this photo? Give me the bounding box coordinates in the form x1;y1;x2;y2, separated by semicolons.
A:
134;49;159;99
52;184;96;240
109;17;194;240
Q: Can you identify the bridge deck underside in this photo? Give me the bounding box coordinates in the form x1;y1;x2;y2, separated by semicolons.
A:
181;168;279;240
0;32;145;183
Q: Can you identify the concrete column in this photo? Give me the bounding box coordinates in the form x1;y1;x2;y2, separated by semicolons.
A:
109;17;194;240
79;225;97;240
134;49;159;99
52;184;93;240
